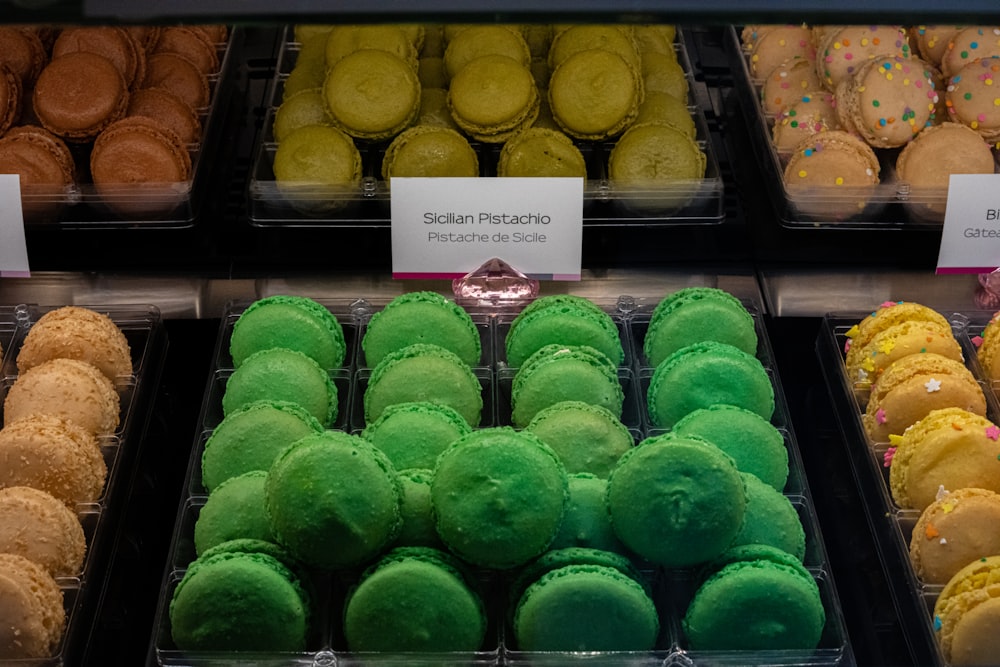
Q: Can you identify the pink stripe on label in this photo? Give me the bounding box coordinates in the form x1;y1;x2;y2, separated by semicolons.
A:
936;266;997;274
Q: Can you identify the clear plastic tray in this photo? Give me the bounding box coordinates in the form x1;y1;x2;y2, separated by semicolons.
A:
0;303;166;666
726;26;1000;230
151;290;852;666
816;309;1000;666
12;28;240;230
247;26;725;228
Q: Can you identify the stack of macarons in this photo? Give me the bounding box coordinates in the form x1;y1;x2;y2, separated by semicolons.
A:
0;305;133;659
840;301;985;444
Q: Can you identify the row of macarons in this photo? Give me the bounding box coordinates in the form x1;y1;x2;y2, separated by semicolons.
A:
838;300;1000;665
165;287;823;654
0;306;136;660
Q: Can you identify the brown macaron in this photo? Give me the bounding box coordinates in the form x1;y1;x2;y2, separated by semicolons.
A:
91;116;192;184
0;125;76;187
0;62;23;136
0;553;65;659
4;357;121;436
142;52;210;110
127;86;202;145
0;26;47;87
0;486;86;577
0;414;107;507
151;26;220;76
16;305;132;381
52;26;144;90
32;51;129;143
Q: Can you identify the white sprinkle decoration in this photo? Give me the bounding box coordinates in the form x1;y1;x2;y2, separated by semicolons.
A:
925;378;942;392
940;538;948;545
936;485;949;501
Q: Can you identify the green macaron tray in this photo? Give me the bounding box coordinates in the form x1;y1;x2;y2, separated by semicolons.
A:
817;310;1000;666
726;26;998;231
16;31;240;230
246;25;725;228
150;294;851;666
0;303;166;666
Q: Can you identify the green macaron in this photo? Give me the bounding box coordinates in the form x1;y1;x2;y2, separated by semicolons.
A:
364;343;483;426
431;427;569;569
505;294;625;368
525;400;634;477
511;344;624;429
646;340;774;429
549;472;627;554
201;399;324;493
361;400;472;470
682;544;825;651
607;432;747;568
393;468;443;549
513;562;660;651
343;546;487;653
730;472;806;561
643;287;757;368
169;549;311;652
229;294;347;369
194;470;273;556
672;404;789;491
222;347;339;427
265;430;402;570
362;291;482;368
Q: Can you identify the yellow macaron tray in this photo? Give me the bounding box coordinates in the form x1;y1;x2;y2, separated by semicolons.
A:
0;303;166;666
149;291;851;667
817;308;1000;666
247;25;725;227
4;28;239;230
727;26;1000;230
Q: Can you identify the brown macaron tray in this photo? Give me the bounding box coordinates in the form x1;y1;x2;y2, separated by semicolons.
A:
4;27;238;229
816;310;1000;666
0;303;166;666
246;26;724;228
726;26;1000;230
150;293;851;666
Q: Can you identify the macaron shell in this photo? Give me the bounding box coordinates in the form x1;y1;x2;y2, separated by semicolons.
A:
771;91;840;153
360;400;472;471
448;53;540;143
142;52;211;110
4;357;121;436
230;295;347;370
945;56;1000;140
730;472;806;561
0;486;86;577
127;86;203;145
748;25;815;79
888;407;1000;510
381;125;479;180
848;301;952;353
863;354;986;443
760;58;823;115
524;400;633;477
646;340;775;429
910;488;1000;585
324;49;420;141
844;319;963;387
513;564;659;652
193;470;273;556
90;116;193;186
934;555;1000;663
444;24;531;78
643;287;757;368
0;553;65;658
0;63;22;135
0;126;76;186
16;305;133;381
549;48;642;141
222;347;338;427
362;292;481;368
505;297;623;368
0;414;107;506
976;311;1000;380
511;344;624;429
33;52;129;142
607;433;747;567
363;343;483;426
896;122;996;190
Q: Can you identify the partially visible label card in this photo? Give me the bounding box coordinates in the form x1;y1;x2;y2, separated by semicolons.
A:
390;177;583;280
0;175;30;277
937;174;1000;274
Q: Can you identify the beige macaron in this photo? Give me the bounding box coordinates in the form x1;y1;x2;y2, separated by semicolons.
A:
0;414;106;506
0;486;86;577
976;310;1000;381
888;407;1000;510
863;353;986;444
16;306;132;381
844;318;963;390
933;554;1000;665
846;301;953;355
910;487;1000;585
4;358;121;436
0;553;65;658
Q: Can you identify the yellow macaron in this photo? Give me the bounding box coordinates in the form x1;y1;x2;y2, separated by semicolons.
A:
888;408;1000;511
863;353;986;444
845;318;963;391
934;555;1000;665
910;487;1000;585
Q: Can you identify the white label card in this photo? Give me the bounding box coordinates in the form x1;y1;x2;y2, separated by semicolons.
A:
937;173;1000;274
0;175;30;278
390;177;583;280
